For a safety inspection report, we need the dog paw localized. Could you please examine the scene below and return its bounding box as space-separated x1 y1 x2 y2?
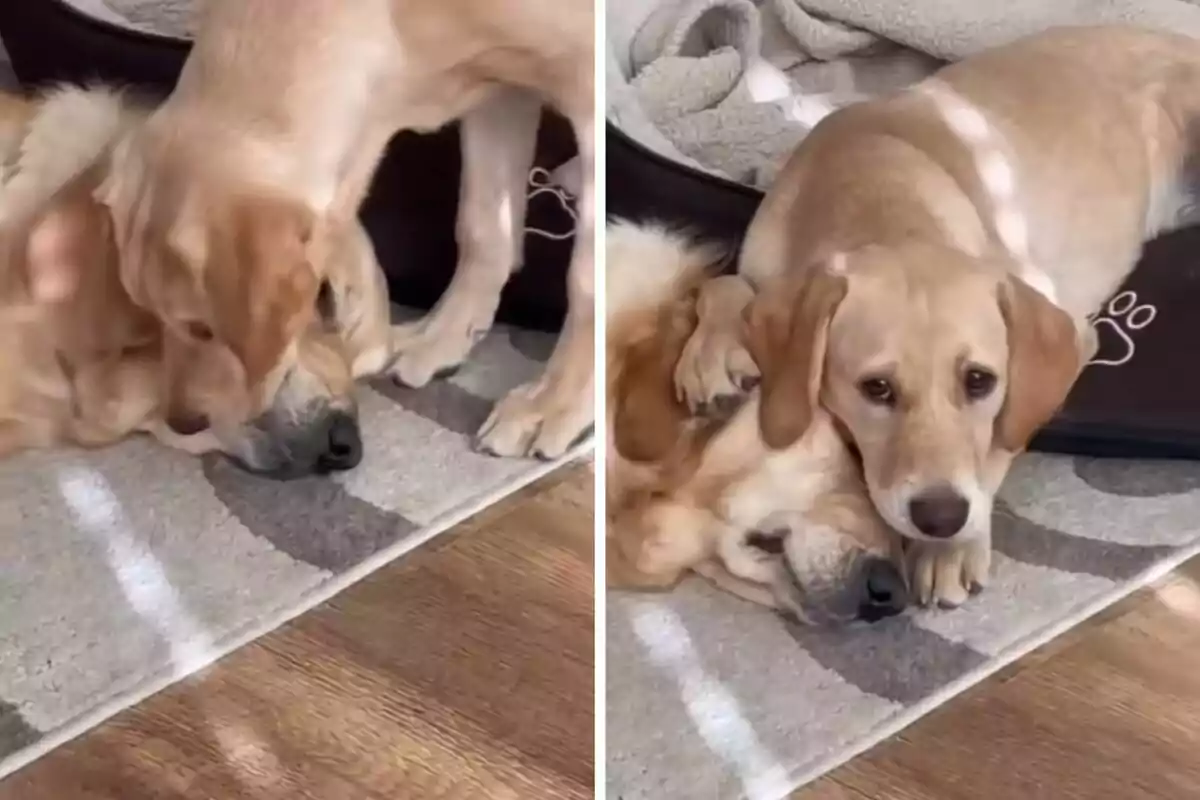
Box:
905 537 991 609
473 378 594 459
674 322 759 418
387 318 485 388
1088 290 1156 368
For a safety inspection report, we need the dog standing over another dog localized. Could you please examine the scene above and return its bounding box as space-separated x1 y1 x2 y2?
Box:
0 85 391 475
97 0 595 462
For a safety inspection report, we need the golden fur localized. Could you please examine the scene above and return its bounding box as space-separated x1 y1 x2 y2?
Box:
605 222 908 626
98 0 595 462
0 86 388 475
672 25 1200 606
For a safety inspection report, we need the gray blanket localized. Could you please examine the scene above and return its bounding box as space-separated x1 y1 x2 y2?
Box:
608 0 1200 187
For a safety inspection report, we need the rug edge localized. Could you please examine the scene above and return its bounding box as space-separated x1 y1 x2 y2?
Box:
778 539 1200 798
0 441 593 781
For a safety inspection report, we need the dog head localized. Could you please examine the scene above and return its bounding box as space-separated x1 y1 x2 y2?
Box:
754 501 907 627
91 131 366 478
748 242 1083 543
606 250 906 625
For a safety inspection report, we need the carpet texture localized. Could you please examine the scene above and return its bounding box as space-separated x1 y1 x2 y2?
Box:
0 318 584 779
606 453 1200 799
0 466 595 800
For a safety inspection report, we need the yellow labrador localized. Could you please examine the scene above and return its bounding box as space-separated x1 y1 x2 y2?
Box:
0 85 389 476
674 25 1200 606
606 222 907 626
98 0 595 462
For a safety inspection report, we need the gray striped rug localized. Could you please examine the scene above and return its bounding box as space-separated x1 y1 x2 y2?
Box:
606 453 1200 799
0 317 586 779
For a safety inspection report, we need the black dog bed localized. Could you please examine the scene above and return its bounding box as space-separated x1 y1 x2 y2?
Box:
0 1 575 333
610 123 1200 460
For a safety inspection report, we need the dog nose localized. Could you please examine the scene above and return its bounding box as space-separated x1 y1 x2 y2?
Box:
908 486 970 538
317 412 363 472
858 557 908 622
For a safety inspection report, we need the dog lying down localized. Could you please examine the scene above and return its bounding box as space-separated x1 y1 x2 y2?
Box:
606 221 909 627
669 25 1200 609
0 85 394 477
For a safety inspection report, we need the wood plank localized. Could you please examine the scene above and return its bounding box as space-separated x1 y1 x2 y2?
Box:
795 562 1200 800
0 463 595 800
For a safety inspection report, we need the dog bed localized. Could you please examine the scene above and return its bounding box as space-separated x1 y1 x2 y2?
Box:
608 0 1200 460
0 0 579 333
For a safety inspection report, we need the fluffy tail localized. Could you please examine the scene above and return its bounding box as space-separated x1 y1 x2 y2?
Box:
0 85 131 225
605 219 728 324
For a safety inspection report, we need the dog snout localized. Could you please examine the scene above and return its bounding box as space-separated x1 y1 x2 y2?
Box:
908 485 969 538
316 411 363 473
857 557 908 622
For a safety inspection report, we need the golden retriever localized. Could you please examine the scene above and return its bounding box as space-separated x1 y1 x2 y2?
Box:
97 0 595 462
606 221 908 626
672 25 1200 606
0 85 389 476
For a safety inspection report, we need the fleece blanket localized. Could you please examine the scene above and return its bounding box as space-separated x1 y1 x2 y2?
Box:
608 0 1200 188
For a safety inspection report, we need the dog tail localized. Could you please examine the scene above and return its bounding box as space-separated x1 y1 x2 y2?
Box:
0 84 130 226
605 219 728 324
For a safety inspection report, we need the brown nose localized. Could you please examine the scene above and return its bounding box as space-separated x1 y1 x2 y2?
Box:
908 486 969 538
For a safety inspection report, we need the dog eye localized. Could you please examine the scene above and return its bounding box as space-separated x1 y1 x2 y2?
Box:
858 377 897 407
963 367 997 400
316 280 336 321
185 321 214 342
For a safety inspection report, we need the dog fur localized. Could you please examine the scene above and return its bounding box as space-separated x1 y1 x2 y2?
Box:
96 0 595 463
671 25 1200 606
0 85 388 473
606 221 908 626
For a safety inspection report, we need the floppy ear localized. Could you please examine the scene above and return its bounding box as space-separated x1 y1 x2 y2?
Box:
612 293 699 463
94 136 218 323
995 275 1084 452
94 134 156 308
206 196 321 386
745 265 848 450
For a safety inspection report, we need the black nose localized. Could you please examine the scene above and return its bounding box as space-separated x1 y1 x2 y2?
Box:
858 557 908 622
317 412 363 472
908 486 969 538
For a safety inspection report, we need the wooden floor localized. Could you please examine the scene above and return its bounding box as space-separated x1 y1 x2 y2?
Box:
12 458 1200 799
797 557 1200 800
0 463 595 800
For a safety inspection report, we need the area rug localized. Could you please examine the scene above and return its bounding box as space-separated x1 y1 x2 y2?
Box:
606 453 1200 799
0 319 589 780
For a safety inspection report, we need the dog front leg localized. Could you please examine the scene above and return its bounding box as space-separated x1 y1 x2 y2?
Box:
475 110 594 459
674 274 759 417
387 88 541 388
904 533 992 609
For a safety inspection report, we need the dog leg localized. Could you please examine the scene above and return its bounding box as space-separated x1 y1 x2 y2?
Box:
905 534 992 609
674 274 760 416
387 88 541 388
475 108 595 459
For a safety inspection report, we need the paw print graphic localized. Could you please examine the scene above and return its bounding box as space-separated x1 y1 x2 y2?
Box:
1088 290 1157 367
